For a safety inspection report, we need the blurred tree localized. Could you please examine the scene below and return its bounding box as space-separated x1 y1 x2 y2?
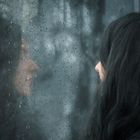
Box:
37 0 43 17
68 0 105 140
86 0 105 33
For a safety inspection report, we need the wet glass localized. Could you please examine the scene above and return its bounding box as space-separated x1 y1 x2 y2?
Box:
0 0 136 140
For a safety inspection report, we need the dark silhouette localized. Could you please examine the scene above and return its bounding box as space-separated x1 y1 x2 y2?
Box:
87 13 140 140
0 16 44 140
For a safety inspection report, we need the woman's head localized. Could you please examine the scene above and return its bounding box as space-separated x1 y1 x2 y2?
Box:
95 13 140 81
91 13 140 140
0 17 38 97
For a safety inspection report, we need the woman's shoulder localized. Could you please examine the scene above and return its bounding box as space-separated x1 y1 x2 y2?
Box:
128 130 140 140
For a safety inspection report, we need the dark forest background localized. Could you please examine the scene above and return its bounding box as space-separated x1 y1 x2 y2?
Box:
0 0 139 140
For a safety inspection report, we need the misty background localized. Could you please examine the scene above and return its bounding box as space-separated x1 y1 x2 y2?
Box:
0 0 139 140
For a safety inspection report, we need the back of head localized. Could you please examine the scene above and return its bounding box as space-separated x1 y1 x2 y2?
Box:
100 13 140 69
88 13 140 140
0 17 22 140
0 17 21 95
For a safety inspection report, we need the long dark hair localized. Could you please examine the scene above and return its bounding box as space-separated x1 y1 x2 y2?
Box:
87 13 140 140
0 16 22 139
0 17 21 93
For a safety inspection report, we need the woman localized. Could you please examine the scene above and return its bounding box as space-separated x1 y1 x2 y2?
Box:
0 16 42 140
87 13 140 140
